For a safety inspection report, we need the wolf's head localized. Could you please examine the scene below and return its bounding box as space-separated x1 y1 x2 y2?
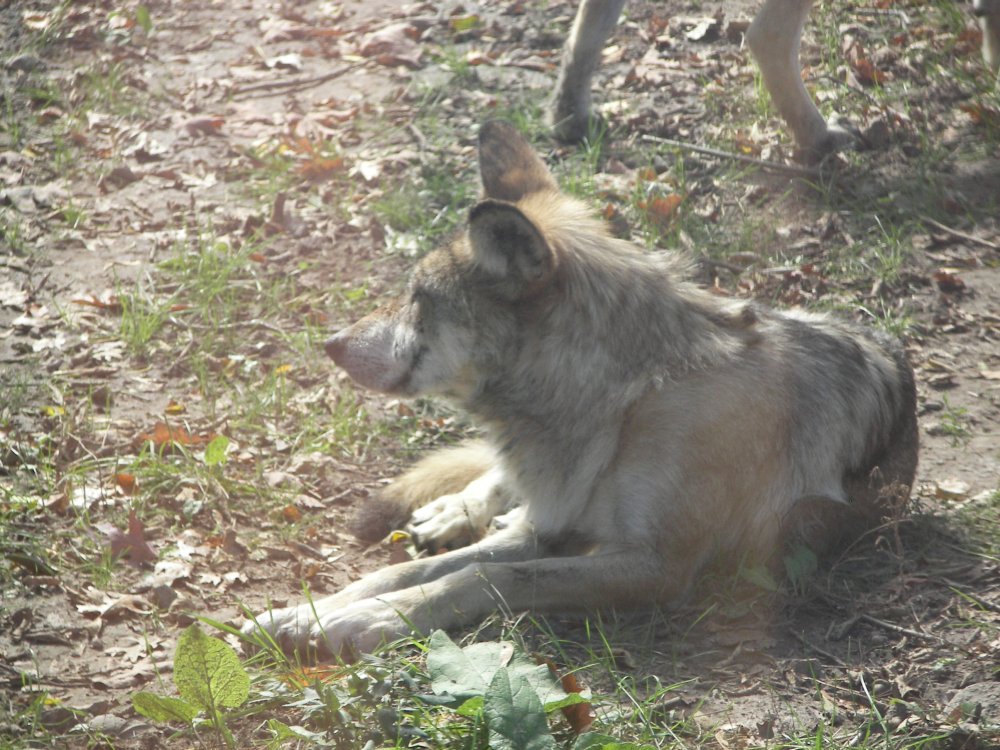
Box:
325 121 567 398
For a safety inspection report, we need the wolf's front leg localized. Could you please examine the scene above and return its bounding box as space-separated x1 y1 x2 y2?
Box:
242 522 540 656
306 545 690 658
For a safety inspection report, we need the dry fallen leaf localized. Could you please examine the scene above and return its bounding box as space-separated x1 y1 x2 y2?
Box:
298 155 345 181
281 664 347 688
182 117 225 137
359 23 423 69
643 194 683 230
134 421 214 451
933 269 966 294
542 658 594 735
98 510 157 566
265 53 303 71
115 472 137 495
935 479 970 501
77 589 152 621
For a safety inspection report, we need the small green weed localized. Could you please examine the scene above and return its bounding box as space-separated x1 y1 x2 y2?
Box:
117 280 173 357
938 396 972 446
557 127 608 202
0 209 28 255
59 200 87 230
374 166 473 256
133 623 250 748
80 61 147 118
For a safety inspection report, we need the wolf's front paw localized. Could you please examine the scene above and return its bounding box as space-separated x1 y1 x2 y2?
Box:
408 492 489 550
311 598 410 657
241 602 322 655
242 598 408 659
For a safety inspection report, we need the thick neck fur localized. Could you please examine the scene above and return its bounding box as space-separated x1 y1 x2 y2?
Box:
463 191 757 535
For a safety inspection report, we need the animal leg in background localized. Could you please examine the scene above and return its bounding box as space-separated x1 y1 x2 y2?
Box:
549 0 626 142
550 0 997 160
975 0 1000 78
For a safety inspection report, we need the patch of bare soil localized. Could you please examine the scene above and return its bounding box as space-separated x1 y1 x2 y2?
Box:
1 0 997 747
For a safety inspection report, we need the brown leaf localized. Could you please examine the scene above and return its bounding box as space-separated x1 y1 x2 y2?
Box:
98 165 140 192
281 664 347 688
359 23 423 69
134 421 213 451
933 269 966 293
182 117 225 137
851 57 886 86
77 589 152 621
558 669 594 734
538 657 594 734
100 510 157 566
115 472 137 495
960 102 1000 128
71 293 122 312
644 194 683 230
297 155 345 181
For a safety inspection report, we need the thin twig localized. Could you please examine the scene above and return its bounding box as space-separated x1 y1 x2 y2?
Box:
920 215 1000 251
166 316 287 334
790 629 848 667
942 579 1000 614
407 122 428 152
231 62 366 99
640 134 820 178
850 8 910 26
859 613 943 643
0 258 31 273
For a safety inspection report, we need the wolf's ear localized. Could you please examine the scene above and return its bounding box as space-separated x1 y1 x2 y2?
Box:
468 199 554 292
478 120 558 202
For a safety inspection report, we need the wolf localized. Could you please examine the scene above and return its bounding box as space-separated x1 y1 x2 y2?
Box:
244 120 918 658
551 0 1000 160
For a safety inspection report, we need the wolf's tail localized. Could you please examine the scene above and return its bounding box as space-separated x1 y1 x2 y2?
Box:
349 440 497 543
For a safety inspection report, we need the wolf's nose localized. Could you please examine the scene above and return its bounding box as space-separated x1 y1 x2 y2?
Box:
324 332 347 362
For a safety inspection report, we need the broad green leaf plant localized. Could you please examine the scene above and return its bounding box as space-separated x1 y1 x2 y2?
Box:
133 623 249 748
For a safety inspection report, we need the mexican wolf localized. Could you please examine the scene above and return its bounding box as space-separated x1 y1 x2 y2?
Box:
245 121 918 657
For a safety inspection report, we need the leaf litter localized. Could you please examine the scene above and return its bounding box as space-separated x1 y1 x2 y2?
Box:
0 0 997 747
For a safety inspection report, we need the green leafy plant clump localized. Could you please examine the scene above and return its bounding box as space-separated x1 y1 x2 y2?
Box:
133 623 250 747
422 630 645 750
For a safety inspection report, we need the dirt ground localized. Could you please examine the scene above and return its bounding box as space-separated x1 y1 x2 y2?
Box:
1 0 998 747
